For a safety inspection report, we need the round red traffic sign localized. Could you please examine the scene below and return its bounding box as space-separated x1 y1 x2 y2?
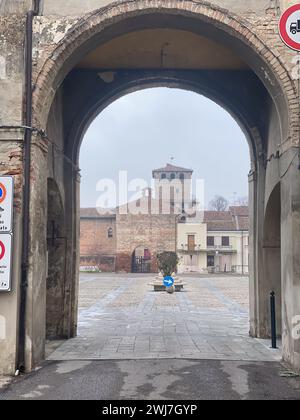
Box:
0 241 5 260
0 182 7 204
279 4 300 51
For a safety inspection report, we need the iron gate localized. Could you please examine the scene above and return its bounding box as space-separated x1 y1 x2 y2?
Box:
132 256 151 273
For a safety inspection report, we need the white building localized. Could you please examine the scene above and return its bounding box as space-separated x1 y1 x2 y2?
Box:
177 206 249 274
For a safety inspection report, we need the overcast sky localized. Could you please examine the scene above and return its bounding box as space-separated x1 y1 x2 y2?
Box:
79 88 250 209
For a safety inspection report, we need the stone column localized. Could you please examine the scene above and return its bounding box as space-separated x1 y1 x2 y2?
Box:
0 128 24 375
248 169 258 337
249 160 269 338
24 132 48 371
62 160 81 339
281 148 300 371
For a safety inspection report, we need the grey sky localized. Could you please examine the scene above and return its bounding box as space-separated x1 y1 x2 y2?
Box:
79 88 250 209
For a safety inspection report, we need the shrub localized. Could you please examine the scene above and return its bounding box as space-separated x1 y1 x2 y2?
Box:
157 251 179 277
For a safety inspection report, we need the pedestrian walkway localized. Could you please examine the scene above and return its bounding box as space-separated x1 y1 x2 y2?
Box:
47 274 281 362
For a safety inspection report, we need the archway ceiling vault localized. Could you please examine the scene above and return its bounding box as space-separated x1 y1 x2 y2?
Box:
76 29 249 70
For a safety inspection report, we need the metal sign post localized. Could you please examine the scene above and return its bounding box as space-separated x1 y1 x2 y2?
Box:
0 176 14 292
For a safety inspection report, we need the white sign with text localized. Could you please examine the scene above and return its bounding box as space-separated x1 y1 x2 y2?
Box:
0 234 12 292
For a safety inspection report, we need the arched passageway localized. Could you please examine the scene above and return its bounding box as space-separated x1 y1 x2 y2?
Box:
9 0 299 372
263 183 282 338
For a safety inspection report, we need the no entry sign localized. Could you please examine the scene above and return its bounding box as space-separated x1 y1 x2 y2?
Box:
279 4 300 51
0 176 14 292
0 234 12 292
0 176 13 233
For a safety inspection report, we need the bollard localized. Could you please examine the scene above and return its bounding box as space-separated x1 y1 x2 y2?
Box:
270 291 277 349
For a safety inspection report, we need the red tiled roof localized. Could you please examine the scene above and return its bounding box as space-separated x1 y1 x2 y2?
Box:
204 206 249 231
229 206 249 217
204 211 232 221
152 163 193 173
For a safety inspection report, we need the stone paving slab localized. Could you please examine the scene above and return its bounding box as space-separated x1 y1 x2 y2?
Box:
47 274 282 363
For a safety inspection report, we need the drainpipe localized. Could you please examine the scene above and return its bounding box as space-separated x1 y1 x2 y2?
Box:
17 0 40 373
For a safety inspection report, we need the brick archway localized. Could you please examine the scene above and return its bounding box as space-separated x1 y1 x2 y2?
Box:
17 0 300 373
32 0 298 147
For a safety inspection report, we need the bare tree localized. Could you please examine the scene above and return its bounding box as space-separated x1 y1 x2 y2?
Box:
209 195 229 211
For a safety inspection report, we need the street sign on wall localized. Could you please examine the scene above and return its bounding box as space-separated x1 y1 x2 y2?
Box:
0 177 13 232
0 234 13 292
279 4 300 51
0 176 14 292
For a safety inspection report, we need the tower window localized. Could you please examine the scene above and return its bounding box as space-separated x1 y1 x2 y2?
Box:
108 227 113 238
170 173 176 180
179 173 185 180
161 173 166 179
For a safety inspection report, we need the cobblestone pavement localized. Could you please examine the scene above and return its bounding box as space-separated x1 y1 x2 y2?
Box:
47 274 281 362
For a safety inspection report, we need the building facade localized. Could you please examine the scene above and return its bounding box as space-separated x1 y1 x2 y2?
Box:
80 164 249 275
80 209 117 272
80 166 183 273
177 207 249 274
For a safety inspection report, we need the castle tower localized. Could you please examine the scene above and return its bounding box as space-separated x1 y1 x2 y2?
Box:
152 163 193 213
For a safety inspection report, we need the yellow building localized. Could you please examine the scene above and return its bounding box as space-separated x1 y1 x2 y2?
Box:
177 222 207 272
177 207 249 274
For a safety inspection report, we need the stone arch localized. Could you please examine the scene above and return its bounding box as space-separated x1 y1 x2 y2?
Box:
132 245 153 273
37 0 293 335
21 0 300 372
66 76 262 167
32 0 298 147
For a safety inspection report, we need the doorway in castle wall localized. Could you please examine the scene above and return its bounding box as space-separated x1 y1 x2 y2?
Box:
132 247 152 273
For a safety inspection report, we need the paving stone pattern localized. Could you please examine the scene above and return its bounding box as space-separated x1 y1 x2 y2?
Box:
47 274 281 362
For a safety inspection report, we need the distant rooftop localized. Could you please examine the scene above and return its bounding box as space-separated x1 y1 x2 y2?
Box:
152 163 193 174
204 206 249 231
80 208 116 218
80 205 249 231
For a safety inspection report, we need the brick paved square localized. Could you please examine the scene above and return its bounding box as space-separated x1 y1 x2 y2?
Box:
47 273 281 362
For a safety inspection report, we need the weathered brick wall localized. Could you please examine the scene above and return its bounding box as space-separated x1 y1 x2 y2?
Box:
39 0 282 17
116 213 177 272
0 13 25 125
80 212 177 273
245 8 297 104
80 217 116 256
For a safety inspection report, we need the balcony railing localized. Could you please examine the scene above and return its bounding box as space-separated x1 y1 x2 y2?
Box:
178 244 203 253
178 245 237 253
206 245 235 252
